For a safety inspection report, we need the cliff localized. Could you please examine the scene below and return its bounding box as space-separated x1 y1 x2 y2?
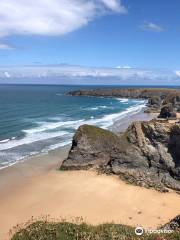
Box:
67 88 180 99
68 88 180 117
61 120 180 192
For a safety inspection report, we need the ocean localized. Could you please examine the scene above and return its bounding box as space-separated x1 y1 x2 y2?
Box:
0 84 146 169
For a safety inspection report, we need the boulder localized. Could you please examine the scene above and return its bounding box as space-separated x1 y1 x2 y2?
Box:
175 102 180 112
158 103 176 119
161 215 180 231
61 124 120 170
148 96 161 107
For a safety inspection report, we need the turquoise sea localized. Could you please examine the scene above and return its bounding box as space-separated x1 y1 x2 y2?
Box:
0 84 147 168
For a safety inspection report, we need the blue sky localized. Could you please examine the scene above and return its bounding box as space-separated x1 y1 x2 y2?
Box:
0 0 180 69
0 0 180 85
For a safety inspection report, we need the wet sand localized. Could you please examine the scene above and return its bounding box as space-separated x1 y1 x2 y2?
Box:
110 111 158 132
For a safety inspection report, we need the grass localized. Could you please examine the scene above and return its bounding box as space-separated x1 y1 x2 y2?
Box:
11 219 180 240
76 124 119 143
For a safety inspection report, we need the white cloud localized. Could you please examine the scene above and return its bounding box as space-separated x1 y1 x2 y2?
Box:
140 22 164 32
116 65 131 69
0 65 176 82
0 43 12 49
175 70 180 77
101 0 127 12
0 0 126 38
4 71 11 78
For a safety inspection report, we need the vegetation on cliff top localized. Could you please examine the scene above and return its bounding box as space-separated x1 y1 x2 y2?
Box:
11 220 180 240
75 124 119 144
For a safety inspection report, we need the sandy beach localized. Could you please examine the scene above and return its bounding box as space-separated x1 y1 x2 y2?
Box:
1 158 180 239
1 111 180 240
110 111 158 132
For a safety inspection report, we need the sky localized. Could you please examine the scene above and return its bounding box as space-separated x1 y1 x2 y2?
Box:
0 0 180 84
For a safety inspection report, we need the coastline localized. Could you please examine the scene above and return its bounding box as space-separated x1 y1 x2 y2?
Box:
0 145 71 194
0 110 168 240
0 104 150 172
0 97 146 171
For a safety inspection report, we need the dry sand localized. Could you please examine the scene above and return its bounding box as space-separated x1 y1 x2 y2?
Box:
0 112 180 239
0 152 180 239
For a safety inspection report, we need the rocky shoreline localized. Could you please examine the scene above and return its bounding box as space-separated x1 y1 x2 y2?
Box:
68 88 180 118
61 88 180 192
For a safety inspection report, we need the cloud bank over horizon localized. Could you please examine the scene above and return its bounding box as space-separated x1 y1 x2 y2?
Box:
0 64 180 85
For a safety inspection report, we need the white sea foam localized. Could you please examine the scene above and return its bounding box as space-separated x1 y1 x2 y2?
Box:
0 136 16 144
0 139 10 143
86 107 99 110
0 151 40 170
85 105 114 111
0 101 146 155
84 102 146 129
99 105 114 109
42 140 72 152
0 130 69 151
0 140 72 170
23 119 84 134
116 98 129 103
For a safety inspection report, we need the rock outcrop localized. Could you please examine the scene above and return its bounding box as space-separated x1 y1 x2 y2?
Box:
161 215 180 231
61 121 180 192
68 88 180 118
67 88 180 101
148 96 162 108
158 103 177 119
61 124 121 170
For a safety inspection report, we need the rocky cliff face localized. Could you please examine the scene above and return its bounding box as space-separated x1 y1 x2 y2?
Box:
68 88 180 117
67 88 180 100
61 121 180 192
61 124 121 170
